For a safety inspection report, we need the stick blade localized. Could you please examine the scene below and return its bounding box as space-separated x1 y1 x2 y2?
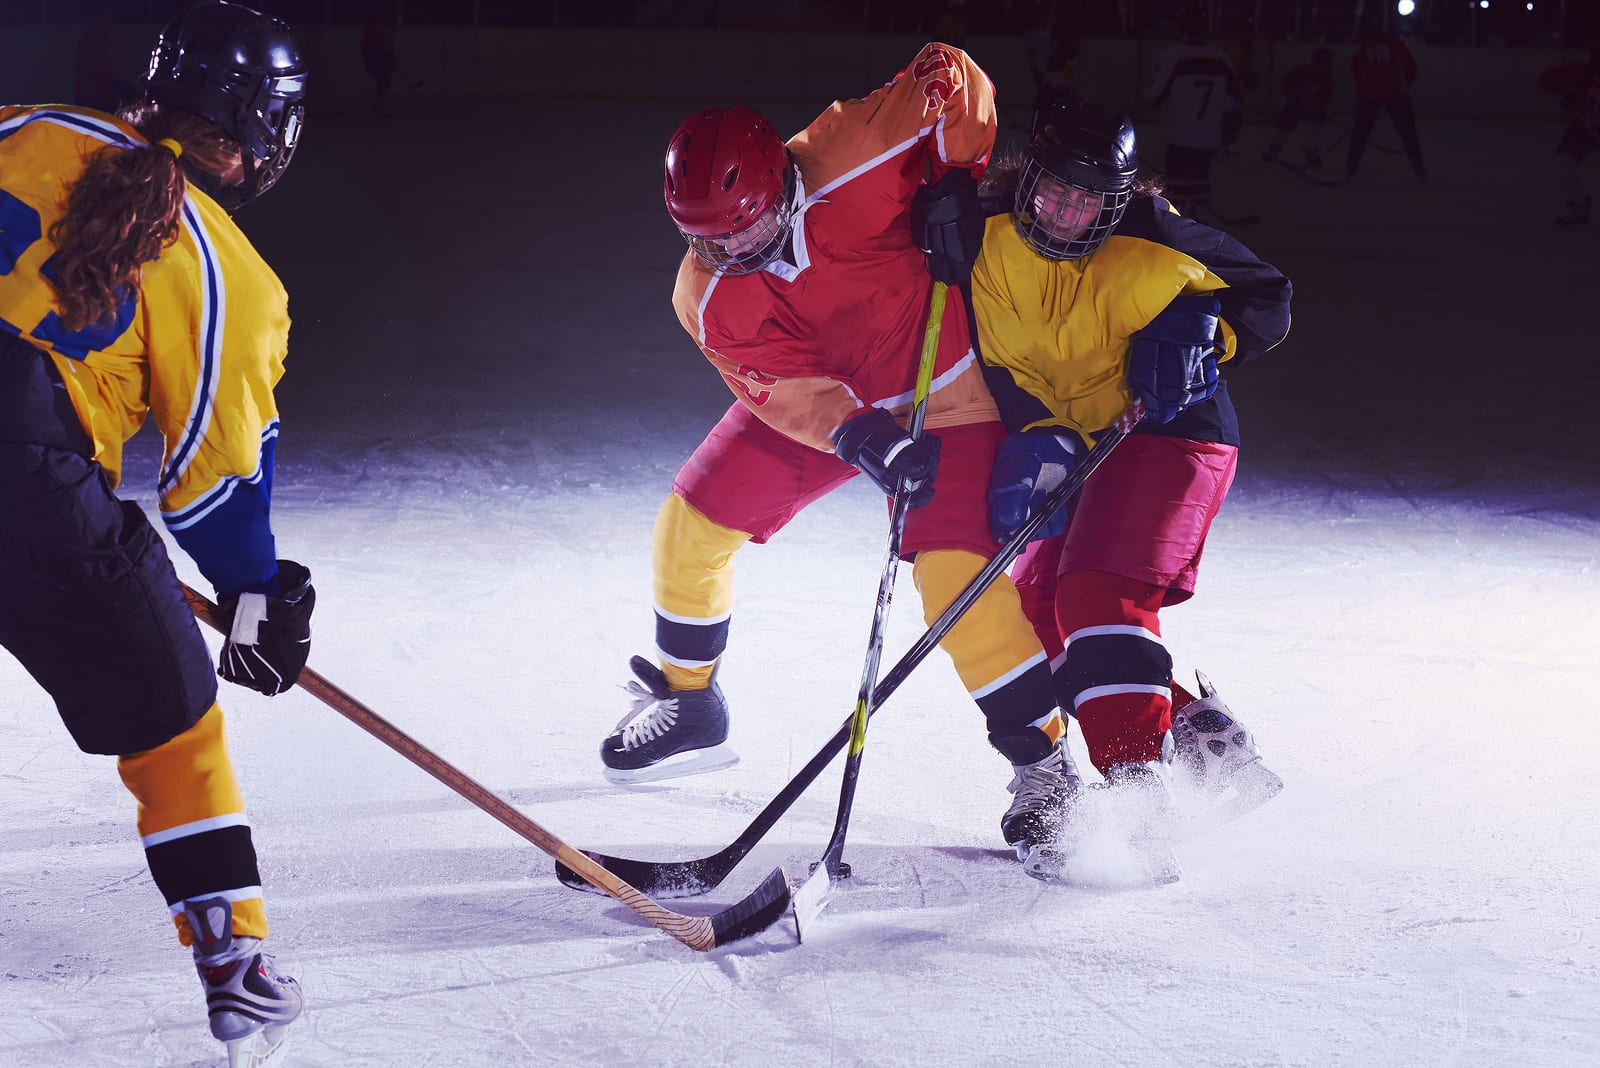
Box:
555 850 728 899
790 863 837 943
709 866 793 947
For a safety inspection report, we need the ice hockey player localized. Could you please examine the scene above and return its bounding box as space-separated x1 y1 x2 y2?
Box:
0 2 311 1063
603 44 1093 875
1143 5 1242 221
968 94 1292 882
1538 43 1600 227
1262 47 1336 172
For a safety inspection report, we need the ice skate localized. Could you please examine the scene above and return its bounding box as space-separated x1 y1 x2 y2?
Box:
1171 671 1284 829
184 898 302 1068
600 656 737 783
997 737 1084 883
1102 761 1182 886
1555 196 1591 227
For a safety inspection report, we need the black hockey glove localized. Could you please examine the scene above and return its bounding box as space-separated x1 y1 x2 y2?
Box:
911 168 985 286
831 408 941 507
1127 293 1222 423
986 429 1080 544
215 559 315 697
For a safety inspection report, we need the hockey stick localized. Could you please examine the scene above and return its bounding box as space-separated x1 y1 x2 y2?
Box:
558 402 1141 900
182 584 790 951
789 280 946 939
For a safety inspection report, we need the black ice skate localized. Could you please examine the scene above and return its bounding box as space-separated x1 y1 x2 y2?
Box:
184 897 302 1068
600 655 738 784
1170 671 1284 829
998 738 1084 883
1555 195 1591 227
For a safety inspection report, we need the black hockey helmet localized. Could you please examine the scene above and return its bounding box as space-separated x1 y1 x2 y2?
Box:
143 0 307 208
1013 96 1138 260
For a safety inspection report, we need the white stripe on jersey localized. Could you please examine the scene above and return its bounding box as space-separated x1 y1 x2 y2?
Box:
160 198 227 494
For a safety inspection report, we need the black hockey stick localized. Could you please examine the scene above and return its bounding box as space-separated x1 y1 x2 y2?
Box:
557 403 1140 899
789 281 945 938
183 585 790 950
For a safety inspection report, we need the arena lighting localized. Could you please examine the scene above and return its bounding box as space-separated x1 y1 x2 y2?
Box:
1397 0 1414 14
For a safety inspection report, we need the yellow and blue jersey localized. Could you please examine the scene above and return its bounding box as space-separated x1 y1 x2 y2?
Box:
0 105 289 595
971 194 1292 448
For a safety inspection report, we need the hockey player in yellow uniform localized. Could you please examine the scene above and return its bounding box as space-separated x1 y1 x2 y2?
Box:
970 95 1291 882
0 3 311 1062
604 44 1082 873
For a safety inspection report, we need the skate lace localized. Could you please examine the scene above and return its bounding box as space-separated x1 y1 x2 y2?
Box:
1006 751 1075 815
613 681 680 749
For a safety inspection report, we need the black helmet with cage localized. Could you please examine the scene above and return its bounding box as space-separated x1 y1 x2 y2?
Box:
143 0 307 208
1012 96 1139 261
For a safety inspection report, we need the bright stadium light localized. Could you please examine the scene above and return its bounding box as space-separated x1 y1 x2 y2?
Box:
1398 0 1415 14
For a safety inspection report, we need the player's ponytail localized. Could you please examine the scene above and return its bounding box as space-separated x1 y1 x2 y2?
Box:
47 104 234 333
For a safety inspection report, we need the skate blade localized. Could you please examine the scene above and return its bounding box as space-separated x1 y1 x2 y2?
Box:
1185 761 1284 834
602 744 739 785
1020 844 1072 884
224 1024 291 1068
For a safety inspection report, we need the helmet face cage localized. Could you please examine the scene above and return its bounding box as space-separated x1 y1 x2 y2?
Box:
681 166 796 275
1013 156 1130 261
144 1 307 208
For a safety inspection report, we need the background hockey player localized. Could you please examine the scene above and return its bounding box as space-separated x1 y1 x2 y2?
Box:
969 94 1292 882
1344 16 1429 183
605 43 1088 876
1142 5 1242 222
1262 47 1336 172
0 2 312 1062
1537 43 1600 226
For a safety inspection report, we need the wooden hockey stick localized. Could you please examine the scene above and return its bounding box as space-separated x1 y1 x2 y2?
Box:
183 584 790 951
555 403 1142 900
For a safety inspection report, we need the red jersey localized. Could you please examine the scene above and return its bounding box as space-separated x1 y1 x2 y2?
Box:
1350 35 1418 100
671 43 999 453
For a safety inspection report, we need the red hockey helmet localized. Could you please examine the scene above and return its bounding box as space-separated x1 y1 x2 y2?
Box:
663 106 795 275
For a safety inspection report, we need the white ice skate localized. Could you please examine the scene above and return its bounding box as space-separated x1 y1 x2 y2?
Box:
1170 671 1284 830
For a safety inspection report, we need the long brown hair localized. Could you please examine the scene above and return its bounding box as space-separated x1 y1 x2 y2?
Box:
47 104 236 332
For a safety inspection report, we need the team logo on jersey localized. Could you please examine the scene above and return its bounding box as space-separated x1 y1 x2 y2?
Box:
726 365 779 405
912 46 958 109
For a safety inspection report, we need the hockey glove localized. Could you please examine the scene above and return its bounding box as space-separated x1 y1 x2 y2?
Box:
1128 294 1222 423
987 429 1079 544
215 559 315 697
911 168 985 286
832 407 941 507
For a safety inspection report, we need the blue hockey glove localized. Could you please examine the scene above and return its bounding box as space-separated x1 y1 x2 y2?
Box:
216 559 315 696
1127 294 1222 423
987 429 1080 543
911 168 985 286
832 407 941 507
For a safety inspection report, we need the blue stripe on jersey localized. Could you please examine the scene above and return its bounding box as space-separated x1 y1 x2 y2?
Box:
0 108 136 148
160 197 225 495
165 425 279 595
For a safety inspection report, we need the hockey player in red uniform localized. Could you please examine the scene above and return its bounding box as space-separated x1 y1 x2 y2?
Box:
604 44 1081 874
0 2 310 1063
969 96 1292 880
1345 21 1428 182
1538 44 1600 226
1262 47 1336 172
